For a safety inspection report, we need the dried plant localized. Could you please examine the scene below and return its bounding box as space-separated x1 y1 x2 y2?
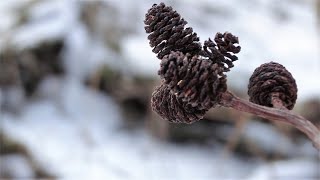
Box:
248 62 297 110
151 83 206 123
144 3 201 59
145 3 320 150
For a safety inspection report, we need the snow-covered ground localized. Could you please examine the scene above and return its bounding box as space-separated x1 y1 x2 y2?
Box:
1 79 257 179
2 78 318 179
1 0 319 179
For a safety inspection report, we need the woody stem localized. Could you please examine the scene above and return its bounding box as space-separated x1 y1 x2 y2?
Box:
270 92 286 109
220 91 320 150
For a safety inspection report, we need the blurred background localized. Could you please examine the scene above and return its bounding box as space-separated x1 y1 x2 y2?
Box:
0 0 319 179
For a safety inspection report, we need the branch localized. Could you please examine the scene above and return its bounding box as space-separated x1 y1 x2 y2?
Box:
220 91 320 150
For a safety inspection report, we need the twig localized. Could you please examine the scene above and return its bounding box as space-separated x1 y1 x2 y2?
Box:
270 92 286 110
220 91 320 150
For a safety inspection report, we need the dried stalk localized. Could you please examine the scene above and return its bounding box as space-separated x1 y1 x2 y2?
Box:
270 92 287 110
220 91 320 150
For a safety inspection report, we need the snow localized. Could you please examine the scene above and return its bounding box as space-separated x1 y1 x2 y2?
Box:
0 86 25 113
242 120 318 157
1 0 319 179
123 35 158 76
1 80 260 179
0 154 35 178
247 158 319 180
63 26 122 80
11 0 77 49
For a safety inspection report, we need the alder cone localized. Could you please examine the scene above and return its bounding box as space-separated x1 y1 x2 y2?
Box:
151 83 206 123
248 62 297 110
202 32 241 73
144 3 201 59
159 51 227 111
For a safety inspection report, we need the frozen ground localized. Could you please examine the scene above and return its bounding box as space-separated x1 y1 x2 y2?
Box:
1 0 319 179
2 78 318 179
1 80 253 179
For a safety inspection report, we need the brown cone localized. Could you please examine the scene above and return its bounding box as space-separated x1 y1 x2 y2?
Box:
151 83 206 123
248 62 298 110
201 32 241 73
144 3 201 59
159 51 227 111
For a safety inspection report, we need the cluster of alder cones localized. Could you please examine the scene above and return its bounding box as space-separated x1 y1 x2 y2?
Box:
144 3 320 150
144 3 297 123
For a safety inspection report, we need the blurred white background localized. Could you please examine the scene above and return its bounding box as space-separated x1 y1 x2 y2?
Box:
0 0 319 179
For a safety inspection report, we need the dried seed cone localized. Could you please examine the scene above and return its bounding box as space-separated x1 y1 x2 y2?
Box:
248 62 298 110
151 83 206 123
144 3 201 59
159 51 227 111
202 32 241 72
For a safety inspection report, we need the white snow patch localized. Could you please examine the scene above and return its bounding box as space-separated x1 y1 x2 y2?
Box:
247 158 319 180
0 155 35 178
